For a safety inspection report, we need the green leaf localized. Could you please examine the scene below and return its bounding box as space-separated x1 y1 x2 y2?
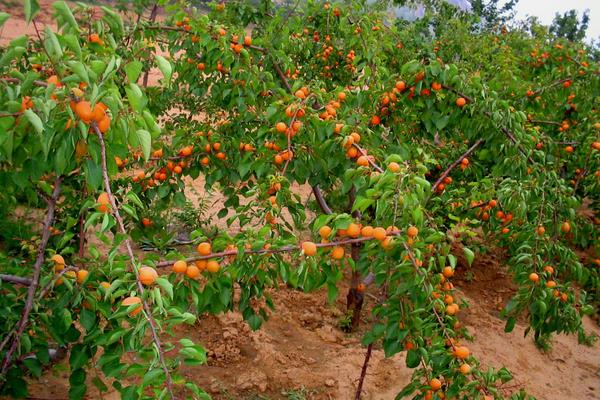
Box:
100 6 124 37
24 109 43 134
67 61 89 84
53 1 79 31
80 308 97 331
504 316 516 333
125 83 146 112
135 129 151 160
154 55 172 84
124 61 143 84
433 115 449 130
463 247 474 267
44 26 63 60
63 34 82 59
69 344 90 370
0 12 10 29
142 368 163 387
405 349 420 368
23 357 42 377
24 0 40 23
156 277 173 299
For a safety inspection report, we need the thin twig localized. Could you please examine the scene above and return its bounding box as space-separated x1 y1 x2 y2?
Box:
312 185 333 214
37 266 79 300
1 176 62 376
354 343 373 400
0 274 32 286
0 77 48 87
32 19 59 74
352 143 384 173
529 119 561 126
93 123 176 399
431 139 484 192
142 3 160 87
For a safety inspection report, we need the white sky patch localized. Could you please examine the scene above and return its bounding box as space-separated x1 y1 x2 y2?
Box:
512 0 598 41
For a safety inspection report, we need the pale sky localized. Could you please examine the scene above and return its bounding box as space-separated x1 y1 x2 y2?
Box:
513 0 599 41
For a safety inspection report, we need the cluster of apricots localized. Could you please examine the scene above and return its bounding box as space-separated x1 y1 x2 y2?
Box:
229 33 252 54
71 98 111 133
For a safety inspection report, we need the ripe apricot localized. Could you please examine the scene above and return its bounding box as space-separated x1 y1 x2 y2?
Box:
76 269 89 284
442 266 454 278
92 102 107 122
529 272 539 283
356 283 366 293
75 101 94 123
373 227 387 241
456 97 467 107
173 260 188 274
122 296 142 316
459 363 471 375
302 241 317 256
360 225 374 237
195 260 207 271
430 378 442 391
331 246 345 259
51 254 65 266
453 346 470 359
197 242 212 255
276 122 287 133
97 192 110 213
97 116 111 133
356 155 369 167
206 260 220 273
561 221 571 233
388 162 400 172
446 303 459 315
186 265 200 279
319 225 332 238
346 223 361 238
46 75 62 88
407 226 418 238
139 266 158 285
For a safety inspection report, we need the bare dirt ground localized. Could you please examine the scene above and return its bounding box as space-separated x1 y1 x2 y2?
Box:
2 3 600 400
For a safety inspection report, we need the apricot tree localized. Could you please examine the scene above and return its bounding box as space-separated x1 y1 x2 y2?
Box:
0 1 598 399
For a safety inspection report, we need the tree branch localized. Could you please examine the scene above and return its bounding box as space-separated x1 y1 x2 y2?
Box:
0 275 32 286
312 185 333 215
1 175 62 376
354 343 373 400
92 123 176 399
432 139 485 192
442 85 534 163
154 231 403 268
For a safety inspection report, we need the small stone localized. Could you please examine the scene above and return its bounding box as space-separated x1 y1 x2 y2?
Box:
325 379 336 387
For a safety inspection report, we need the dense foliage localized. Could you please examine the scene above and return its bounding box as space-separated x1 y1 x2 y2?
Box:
0 0 598 399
